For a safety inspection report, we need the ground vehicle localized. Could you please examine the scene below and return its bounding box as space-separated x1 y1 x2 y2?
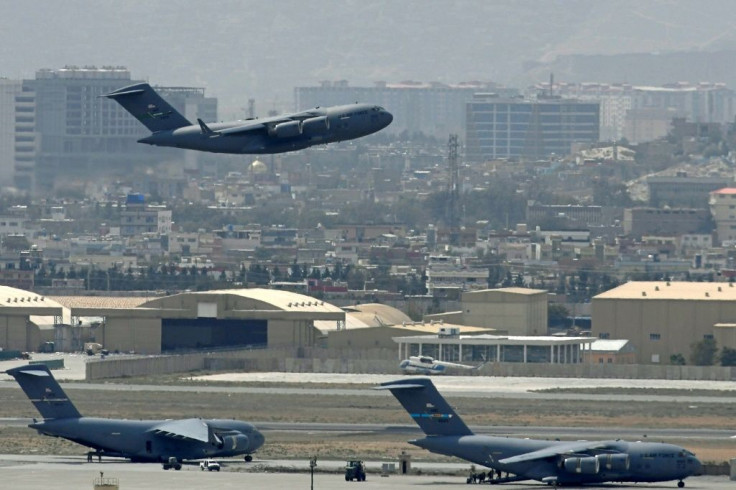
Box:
345 460 366 481
200 459 220 471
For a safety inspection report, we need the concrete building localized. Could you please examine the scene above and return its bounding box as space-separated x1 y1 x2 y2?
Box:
709 187 736 245
0 79 28 188
426 287 548 336
583 339 636 364
543 82 736 143
648 175 730 208
465 95 600 162
295 80 518 137
18 66 217 194
425 255 489 296
526 202 603 230
592 281 736 364
119 195 172 237
623 207 711 239
393 333 592 364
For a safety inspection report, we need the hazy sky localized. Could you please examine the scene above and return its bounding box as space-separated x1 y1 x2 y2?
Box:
2 0 736 116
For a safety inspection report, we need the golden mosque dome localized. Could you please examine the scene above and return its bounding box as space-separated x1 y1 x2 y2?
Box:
250 159 268 174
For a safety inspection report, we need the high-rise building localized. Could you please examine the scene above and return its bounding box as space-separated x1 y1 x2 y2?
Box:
0 79 26 188
295 80 518 138
14 66 217 194
533 82 736 144
465 95 600 162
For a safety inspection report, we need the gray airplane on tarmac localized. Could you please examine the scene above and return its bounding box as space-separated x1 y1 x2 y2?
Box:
7 364 264 470
102 83 393 154
378 378 702 487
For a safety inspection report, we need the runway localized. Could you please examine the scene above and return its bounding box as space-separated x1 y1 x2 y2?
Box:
2 374 735 405
0 455 730 490
0 418 730 442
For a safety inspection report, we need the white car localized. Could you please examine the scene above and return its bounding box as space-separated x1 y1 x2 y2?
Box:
200 460 220 471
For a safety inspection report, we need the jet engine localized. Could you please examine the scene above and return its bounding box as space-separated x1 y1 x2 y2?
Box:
269 121 302 138
301 116 330 135
563 456 600 475
596 453 630 472
215 432 250 451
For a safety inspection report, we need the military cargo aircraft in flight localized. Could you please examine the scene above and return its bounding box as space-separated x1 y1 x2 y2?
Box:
377 378 701 487
103 83 392 154
7 364 264 470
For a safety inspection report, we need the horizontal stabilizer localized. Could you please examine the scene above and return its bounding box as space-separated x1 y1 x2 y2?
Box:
197 118 215 135
101 88 145 98
374 383 426 391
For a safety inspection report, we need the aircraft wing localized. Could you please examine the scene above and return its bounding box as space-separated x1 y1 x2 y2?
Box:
498 440 612 465
218 121 268 136
148 418 210 443
217 110 323 137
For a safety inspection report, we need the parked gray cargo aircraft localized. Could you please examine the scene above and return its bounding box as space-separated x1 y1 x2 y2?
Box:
378 378 701 487
103 83 392 154
7 365 264 470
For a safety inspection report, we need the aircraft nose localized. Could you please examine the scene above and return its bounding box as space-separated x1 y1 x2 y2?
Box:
383 110 393 126
690 456 702 475
251 429 265 450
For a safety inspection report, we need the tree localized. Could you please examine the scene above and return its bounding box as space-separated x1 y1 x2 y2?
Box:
720 347 736 366
669 353 686 366
548 304 570 328
689 338 717 366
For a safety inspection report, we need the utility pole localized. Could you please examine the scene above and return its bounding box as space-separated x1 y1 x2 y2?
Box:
445 134 460 245
310 455 317 490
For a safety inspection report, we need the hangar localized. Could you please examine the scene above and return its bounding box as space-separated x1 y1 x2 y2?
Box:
0 286 66 352
0 287 344 355
592 281 736 364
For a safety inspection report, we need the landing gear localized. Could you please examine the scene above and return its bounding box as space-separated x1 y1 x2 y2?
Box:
86 451 102 462
244 454 253 462
677 481 685 488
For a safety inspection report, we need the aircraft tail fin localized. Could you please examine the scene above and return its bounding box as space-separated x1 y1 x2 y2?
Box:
376 378 473 437
6 364 81 420
102 83 191 133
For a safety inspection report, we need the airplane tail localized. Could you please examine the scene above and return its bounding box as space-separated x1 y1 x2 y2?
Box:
376 378 473 437
6 364 81 420
102 83 191 133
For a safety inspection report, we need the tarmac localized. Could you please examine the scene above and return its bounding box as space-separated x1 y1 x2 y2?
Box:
0 455 731 490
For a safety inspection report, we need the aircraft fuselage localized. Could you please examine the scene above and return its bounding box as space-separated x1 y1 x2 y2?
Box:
413 435 702 485
139 103 393 154
31 417 264 463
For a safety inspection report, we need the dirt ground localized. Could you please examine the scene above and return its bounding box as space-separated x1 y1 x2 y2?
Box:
1 383 734 464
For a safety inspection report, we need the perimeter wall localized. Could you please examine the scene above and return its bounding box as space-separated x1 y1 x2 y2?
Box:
85 348 736 381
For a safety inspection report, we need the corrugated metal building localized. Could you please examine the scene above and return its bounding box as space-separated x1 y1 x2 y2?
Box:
592 281 736 364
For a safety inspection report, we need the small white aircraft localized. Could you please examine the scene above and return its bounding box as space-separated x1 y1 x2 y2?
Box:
399 356 485 375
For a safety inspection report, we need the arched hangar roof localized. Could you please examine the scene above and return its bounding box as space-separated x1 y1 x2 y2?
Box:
0 285 64 316
342 303 412 327
140 288 343 313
